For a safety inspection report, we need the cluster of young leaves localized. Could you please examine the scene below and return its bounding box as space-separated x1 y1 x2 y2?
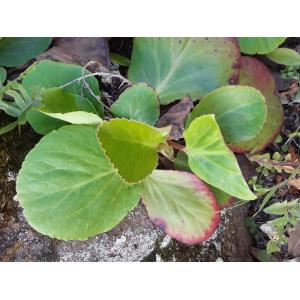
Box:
4 37 286 244
262 199 300 254
0 60 104 134
247 145 300 257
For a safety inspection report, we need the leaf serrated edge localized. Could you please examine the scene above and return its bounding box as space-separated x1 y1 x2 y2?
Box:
16 124 141 241
96 118 167 185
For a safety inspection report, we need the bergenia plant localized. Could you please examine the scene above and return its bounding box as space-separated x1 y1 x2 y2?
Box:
0 37 285 244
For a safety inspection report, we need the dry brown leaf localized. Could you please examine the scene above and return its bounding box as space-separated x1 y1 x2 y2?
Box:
157 96 193 140
38 37 110 67
288 178 300 189
278 81 299 104
288 221 300 257
288 146 300 162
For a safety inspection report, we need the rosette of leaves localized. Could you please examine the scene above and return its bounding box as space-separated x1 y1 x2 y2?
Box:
0 60 104 135
13 37 273 244
16 84 264 244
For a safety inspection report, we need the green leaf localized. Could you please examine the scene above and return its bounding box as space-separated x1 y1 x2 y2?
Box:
28 87 97 135
0 66 6 85
264 201 288 215
268 215 289 228
266 240 280 254
16 125 142 240
40 111 102 125
238 37 286 55
110 53 131 66
264 200 299 216
38 87 96 113
233 56 284 153
22 60 103 116
0 38 52 67
183 115 256 200
111 83 159 126
174 150 191 173
209 186 234 208
98 119 165 183
142 170 220 244
266 48 300 66
128 37 240 105
186 85 267 144
174 151 234 208
255 249 279 262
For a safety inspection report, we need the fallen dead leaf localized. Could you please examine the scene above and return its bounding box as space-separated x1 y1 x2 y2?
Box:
288 146 300 162
38 37 110 67
288 178 300 189
288 221 300 257
278 81 299 104
157 96 193 140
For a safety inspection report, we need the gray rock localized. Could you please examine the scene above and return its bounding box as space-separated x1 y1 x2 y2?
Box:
56 204 164 262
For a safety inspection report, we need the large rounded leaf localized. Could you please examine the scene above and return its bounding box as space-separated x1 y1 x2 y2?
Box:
0 38 52 67
238 37 286 55
183 115 256 200
233 56 284 153
128 37 240 105
28 87 97 135
142 170 220 245
266 48 300 66
16 125 142 240
97 119 165 183
22 60 103 115
186 86 267 144
111 83 159 126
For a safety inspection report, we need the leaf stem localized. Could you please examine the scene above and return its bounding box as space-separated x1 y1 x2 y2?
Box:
167 140 185 151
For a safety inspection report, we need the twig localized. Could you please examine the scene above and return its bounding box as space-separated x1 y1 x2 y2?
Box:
284 124 300 146
79 63 111 112
60 71 130 89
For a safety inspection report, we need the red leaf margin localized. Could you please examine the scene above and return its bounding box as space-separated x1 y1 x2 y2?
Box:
142 170 221 245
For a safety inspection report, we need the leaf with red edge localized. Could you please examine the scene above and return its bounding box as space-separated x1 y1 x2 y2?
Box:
128 37 241 105
142 170 220 245
232 56 284 153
